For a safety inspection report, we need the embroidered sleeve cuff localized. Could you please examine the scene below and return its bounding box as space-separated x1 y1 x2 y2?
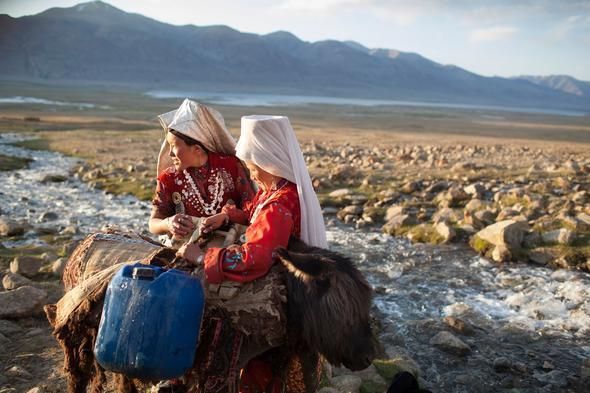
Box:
203 248 224 284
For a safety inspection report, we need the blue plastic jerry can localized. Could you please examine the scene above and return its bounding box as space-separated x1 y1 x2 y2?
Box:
94 263 205 380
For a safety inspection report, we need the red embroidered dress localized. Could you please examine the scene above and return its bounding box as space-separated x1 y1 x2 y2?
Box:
152 153 254 217
204 179 301 284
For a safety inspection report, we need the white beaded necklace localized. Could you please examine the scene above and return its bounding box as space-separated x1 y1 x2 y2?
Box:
182 169 225 215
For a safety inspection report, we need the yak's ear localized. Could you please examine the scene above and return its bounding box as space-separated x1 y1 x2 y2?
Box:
275 247 331 281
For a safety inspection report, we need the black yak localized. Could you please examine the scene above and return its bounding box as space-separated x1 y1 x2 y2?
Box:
47 234 377 393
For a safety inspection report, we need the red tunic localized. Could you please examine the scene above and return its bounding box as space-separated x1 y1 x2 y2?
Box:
152 153 254 217
204 180 301 284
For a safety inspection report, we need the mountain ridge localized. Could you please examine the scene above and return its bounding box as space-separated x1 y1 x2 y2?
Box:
0 1 588 112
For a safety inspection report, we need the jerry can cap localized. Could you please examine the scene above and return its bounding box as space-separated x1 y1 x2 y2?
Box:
132 266 156 280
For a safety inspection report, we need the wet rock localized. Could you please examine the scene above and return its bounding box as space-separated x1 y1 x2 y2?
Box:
10 255 44 277
493 357 512 372
533 370 568 388
443 316 474 335
541 228 575 245
581 358 590 381
0 217 26 236
41 174 67 183
0 332 9 346
39 211 59 222
429 331 471 356
0 286 48 318
2 272 33 290
330 375 362 393
337 205 364 220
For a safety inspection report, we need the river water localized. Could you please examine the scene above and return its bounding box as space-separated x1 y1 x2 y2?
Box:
1 134 589 392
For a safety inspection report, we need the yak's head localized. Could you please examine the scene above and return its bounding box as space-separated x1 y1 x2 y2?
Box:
276 238 377 371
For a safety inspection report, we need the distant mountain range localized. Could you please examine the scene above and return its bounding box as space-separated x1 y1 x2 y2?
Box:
0 1 588 112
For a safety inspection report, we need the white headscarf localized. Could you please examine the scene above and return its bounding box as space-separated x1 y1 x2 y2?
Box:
237 115 328 248
156 99 236 175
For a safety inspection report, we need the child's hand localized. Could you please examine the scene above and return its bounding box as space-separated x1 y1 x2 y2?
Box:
167 214 195 238
202 213 229 233
176 242 203 265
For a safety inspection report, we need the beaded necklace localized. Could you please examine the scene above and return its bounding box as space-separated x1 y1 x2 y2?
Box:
181 169 225 216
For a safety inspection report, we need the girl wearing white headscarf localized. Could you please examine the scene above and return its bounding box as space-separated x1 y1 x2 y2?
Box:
149 99 254 241
178 115 327 393
178 114 327 281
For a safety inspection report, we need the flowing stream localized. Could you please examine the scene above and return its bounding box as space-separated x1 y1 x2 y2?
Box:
1 133 589 392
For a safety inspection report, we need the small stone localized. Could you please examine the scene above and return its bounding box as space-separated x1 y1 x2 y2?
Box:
2 272 33 290
542 361 555 370
10 255 44 277
493 357 512 372
0 217 26 236
429 331 471 356
6 365 33 378
52 258 67 276
329 188 353 198
443 316 474 335
39 211 59 222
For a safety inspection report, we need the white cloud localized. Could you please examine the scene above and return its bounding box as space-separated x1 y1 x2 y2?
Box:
469 26 518 42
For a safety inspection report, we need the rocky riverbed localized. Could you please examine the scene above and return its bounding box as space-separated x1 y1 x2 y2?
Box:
1 133 590 393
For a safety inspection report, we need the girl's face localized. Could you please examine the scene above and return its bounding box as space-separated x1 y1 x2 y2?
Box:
245 161 275 191
166 132 200 171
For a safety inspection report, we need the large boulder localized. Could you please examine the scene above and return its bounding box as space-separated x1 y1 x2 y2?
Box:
10 256 44 277
0 286 47 318
473 220 528 249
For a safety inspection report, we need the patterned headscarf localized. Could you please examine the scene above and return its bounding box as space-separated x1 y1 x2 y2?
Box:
237 115 327 248
156 99 236 174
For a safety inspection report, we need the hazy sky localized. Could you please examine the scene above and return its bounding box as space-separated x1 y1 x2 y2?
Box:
2 0 590 80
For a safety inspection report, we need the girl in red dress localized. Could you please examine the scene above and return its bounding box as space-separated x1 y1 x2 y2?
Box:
149 99 254 244
178 115 327 392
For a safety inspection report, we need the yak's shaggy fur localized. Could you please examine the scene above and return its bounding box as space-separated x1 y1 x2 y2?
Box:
279 237 376 372
49 237 376 393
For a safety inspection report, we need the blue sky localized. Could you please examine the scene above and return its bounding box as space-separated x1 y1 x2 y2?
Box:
2 0 590 80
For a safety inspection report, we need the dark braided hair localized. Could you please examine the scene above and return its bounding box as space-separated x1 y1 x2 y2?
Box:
169 129 209 153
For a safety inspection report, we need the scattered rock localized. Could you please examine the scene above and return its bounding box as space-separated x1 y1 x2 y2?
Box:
39 211 59 222
429 331 471 356
443 316 474 335
435 222 456 243
0 286 48 318
493 357 512 372
0 217 26 236
542 228 575 245
10 256 44 277
52 258 67 276
2 272 33 290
